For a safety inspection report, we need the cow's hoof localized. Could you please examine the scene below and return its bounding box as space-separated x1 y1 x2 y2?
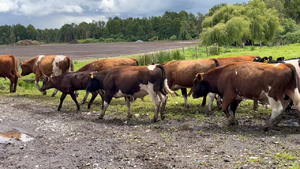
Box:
43 92 47 95
152 118 158 123
51 94 56 97
228 119 239 126
127 114 132 119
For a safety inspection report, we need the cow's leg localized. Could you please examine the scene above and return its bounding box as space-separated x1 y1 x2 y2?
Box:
181 88 189 108
98 100 110 119
13 76 18 93
35 73 46 95
70 92 80 111
216 95 222 110
158 92 168 120
125 96 132 119
253 100 258 111
221 95 236 125
187 88 193 96
8 77 14 93
228 100 241 125
87 91 98 109
51 89 59 97
264 97 284 130
58 93 67 111
208 92 216 111
201 94 207 107
82 91 89 104
148 92 160 122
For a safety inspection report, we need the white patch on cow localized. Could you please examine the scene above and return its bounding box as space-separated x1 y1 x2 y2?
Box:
267 95 284 120
103 101 108 107
172 84 187 90
284 59 300 78
268 86 272 91
274 63 281 67
147 65 156 70
52 55 67 76
208 92 216 111
36 55 45 66
235 70 238 75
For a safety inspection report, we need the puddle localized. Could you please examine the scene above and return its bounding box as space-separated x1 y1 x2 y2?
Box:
0 130 34 144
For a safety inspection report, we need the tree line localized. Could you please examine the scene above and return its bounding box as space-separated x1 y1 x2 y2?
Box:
0 0 300 46
0 11 205 45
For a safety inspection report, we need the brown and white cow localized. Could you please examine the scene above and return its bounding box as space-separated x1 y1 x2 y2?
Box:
0 55 20 92
192 61 300 130
86 64 176 122
20 55 74 96
41 71 99 111
163 58 220 108
76 57 139 104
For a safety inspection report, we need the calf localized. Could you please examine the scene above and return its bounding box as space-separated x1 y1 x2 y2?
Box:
20 55 74 96
41 71 98 111
192 62 300 130
86 65 176 122
76 58 139 104
0 55 20 92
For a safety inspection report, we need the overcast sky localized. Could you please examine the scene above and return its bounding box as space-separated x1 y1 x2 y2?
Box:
0 0 250 29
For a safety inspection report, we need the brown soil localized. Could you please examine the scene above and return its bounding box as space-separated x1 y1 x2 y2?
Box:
1 41 300 168
1 40 198 61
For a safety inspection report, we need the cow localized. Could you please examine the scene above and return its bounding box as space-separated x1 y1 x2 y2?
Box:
86 65 176 122
0 55 20 92
40 71 99 111
163 58 220 108
19 55 74 96
76 58 139 104
192 61 300 130
253 56 285 63
205 55 258 111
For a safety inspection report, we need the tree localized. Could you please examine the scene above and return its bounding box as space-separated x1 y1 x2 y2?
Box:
179 21 192 40
26 24 37 40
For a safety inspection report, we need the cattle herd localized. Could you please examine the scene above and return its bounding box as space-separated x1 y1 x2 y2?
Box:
1 54 300 131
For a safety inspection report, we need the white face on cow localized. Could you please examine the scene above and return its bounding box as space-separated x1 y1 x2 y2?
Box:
147 65 156 70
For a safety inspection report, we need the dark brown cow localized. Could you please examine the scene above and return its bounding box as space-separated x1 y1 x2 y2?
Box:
20 55 74 96
192 62 300 130
41 71 98 111
86 64 176 122
0 55 20 92
164 58 220 108
76 58 139 103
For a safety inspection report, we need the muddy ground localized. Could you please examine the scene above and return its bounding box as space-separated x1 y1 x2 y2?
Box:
1 41 300 169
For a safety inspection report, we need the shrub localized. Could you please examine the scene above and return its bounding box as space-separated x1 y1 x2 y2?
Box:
209 46 220 55
156 51 170 63
250 46 256 51
172 50 184 60
170 35 177 41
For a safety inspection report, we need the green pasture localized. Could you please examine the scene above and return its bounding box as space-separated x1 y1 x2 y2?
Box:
1 43 298 121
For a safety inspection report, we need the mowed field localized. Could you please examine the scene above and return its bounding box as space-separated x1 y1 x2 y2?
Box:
0 41 300 169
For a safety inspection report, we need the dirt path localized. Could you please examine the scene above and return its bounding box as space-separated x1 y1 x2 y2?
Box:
0 95 300 169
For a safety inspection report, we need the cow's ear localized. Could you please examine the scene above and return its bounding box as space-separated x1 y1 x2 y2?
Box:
196 73 204 81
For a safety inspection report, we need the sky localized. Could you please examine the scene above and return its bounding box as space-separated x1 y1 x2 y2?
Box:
0 0 250 29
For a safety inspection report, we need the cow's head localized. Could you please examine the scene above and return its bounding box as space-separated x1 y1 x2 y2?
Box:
253 56 268 63
19 61 32 76
86 71 103 92
41 76 54 91
192 73 210 99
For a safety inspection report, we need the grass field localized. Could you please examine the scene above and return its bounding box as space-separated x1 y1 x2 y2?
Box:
1 43 298 121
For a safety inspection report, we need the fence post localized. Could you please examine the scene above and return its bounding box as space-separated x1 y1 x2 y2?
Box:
206 46 209 57
195 46 198 58
182 46 185 59
169 49 171 61
143 54 145 65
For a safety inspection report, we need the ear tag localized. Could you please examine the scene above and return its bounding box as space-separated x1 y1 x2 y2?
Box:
264 60 268 63
91 74 94 79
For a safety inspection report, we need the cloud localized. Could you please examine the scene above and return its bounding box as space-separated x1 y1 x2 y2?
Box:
0 0 18 12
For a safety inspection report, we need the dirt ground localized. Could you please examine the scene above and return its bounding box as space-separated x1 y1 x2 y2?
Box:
0 40 198 61
1 41 300 169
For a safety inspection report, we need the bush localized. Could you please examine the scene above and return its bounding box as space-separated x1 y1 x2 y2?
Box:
209 46 220 55
137 54 153 66
170 35 177 41
250 46 256 51
156 51 170 63
172 50 184 60
285 30 300 44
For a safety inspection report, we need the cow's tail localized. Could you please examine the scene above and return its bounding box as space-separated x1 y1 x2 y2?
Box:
67 57 74 72
212 58 220 67
132 58 139 66
156 64 178 96
286 63 298 90
11 55 21 78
